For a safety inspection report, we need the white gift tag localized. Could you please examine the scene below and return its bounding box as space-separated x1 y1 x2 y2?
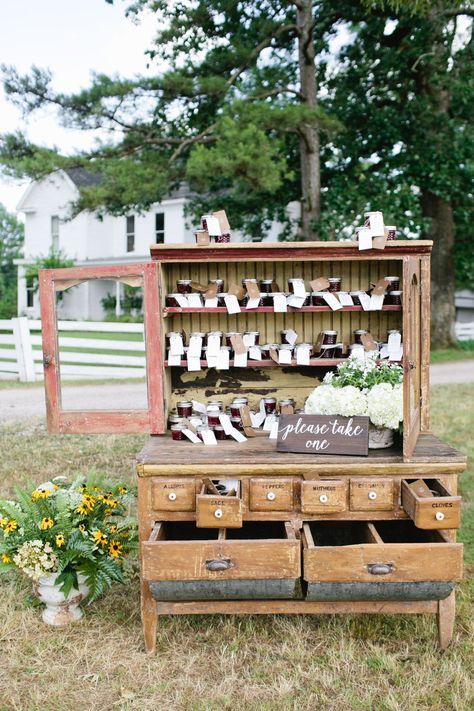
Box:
219 413 233 435
292 279 306 298
206 354 218 368
182 429 201 444
388 332 402 354
243 333 256 348
205 297 218 308
358 292 371 311
389 347 403 361
224 294 241 314
287 295 305 309
201 429 217 446
323 292 343 311
278 348 292 364
187 293 202 307
273 293 287 312
250 410 265 428
269 420 279 440
234 351 248 368
192 400 206 414
246 297 261 310
206 215 222 236
296 346 311 366
167 352 182 366
369 293 385 311
284 329 298 346
175 294 189 308
169 334 184 356
188 335 203 358
228 427 247 443
259 398 267 419
351 344 365 361
216 347 230 370
379 345 389 359
207 334 221 357
263 413 276 431
187 356 201 372
248 346 262 361
337 291 354 306
358 228 373 251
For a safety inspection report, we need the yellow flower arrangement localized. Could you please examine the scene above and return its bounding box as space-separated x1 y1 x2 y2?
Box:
109 540 123 558
40 518 54 531
55 534 65 548
4 520 18 534
92 530 108 547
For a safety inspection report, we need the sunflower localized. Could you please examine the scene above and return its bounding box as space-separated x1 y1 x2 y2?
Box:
32 488 50 500
103 497 118 509
82 494 95 511
109 540 122 558
92 530 108 547
76 503 89 515
1 554 11 564
4 520 18 534
39 517 54 531
0 518 8 529
118 486 127 495
55 533 65 547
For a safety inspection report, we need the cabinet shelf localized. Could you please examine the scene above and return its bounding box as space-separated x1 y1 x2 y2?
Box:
163 305 402 315
164 358 400 368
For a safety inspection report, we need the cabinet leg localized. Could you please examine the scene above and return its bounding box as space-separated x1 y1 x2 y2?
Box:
437 590 456 650
141 579 158 653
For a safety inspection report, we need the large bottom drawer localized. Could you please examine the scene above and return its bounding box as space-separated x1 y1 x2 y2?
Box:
142 521 300 600
303 521 462 602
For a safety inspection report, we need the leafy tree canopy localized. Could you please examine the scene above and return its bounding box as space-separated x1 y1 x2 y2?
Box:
0 203 23 318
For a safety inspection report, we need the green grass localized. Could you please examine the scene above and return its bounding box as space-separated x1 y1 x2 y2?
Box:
431 340 474 363
0 385 472 710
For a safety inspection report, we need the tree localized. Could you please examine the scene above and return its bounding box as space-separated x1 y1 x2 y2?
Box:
0 204 23 318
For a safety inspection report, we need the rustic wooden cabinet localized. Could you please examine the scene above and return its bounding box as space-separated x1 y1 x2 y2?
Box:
39 241 466 653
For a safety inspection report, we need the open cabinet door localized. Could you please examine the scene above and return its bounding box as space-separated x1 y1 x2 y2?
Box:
403 256 422 459
39 263 164 434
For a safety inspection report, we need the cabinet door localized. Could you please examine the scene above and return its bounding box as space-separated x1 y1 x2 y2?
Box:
403 256 422 459
39 262 164 434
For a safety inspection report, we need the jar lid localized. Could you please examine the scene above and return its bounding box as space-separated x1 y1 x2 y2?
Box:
354 329 368 334
261 279 274 284
170 423 185 431
385 276 399 281
209 279 224 283
190 332 206 337
328 277 341 282
323 330 338 335
244 331 259 336
243 278 259 283
214 425 225 431
177 400 192 406
177 279 192 284
264 397 277 402
232 397 248 403
288 278 304 283
390 290 402 295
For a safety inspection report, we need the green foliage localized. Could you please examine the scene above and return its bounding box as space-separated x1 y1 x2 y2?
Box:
327 356 404 389
24 247 74 296
0 203 23 318
101 285 143 317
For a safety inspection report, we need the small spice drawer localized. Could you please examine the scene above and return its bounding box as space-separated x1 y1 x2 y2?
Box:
301 479 348 514
401 479 461 529
249 478 294 512
302 520 463 601
142 521 301 600
196 480 242 528
350 478 395 511
151 478 196 512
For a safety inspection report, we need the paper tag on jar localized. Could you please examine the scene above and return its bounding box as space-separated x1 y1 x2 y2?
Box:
372 278 389 296
230 334 246 355
204 297 218 308
263 413 277 431
181 418 197 434
323 292 343 311
271 280 280 292
296 346 311 366
191 281 207 292
292 279 306 298
167 352 182 366
337 291 353 306
201 429 217 446
243 333 256 348
369 294 385 311
219 413 233 434
361 333 378 351
388 332 402 360
192 400 206 414
204 283 218 300
269 419 280 439
244 280 260 299
358 292 371 311
310 277 330 292
175 294 189 308
250 410 265 428
367 211 385 237
228 427 247 443
373 234 387 250
246 297 261 310
206 354 218 368
169 334 184 356
243 426 256 438
213 209 230 233
280 404 294 415
195 230 210 245
224 294 241 314
207 334 221 357
273 294 287 312
188 335 203 358
269 346 279 363
187 355 202 372
284 329 298 346
287 295 306 309
206 215 222 236
228 283 246 301
234 351 248 368
182 428 201 444
216 347 230 370
357 228 373 251
278 348 292 365
248 346 262 360
314 331 324 353
239 405 253 428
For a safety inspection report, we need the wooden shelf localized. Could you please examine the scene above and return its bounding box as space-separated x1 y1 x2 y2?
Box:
165 358 401 368
163 305 403 314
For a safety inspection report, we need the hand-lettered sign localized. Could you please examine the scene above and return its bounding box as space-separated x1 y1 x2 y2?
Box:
276 415 370 456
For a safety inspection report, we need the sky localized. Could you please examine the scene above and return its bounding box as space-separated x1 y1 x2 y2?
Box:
0 0 157 213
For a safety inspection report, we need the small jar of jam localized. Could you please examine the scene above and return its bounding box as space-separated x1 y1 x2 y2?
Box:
387 329 401 339
242 278 260 289
206 406 221 427
322 330 337 345
288 278 305 293
280 330 294 344
217 293 228 307
350 291 362 305
260 279 274 294
270 292 287 308
261 293 273 307
208 399 224 410
354 329 368 345
168 412 182 428
239 294 249 306
260 344 270 359
385 276 400 292
303 292 311 306
201 215 212 230
279 398 295 411
165 294 180 307
177 400 193 418
176 279 192 294
279 344 294 356
388 290 402 305
206 331 223 345
216 233 231 243
311 292 326 306
295 343 313 359
230 416 244 431
263 397 277 414
209 279 224 293
328 277 341 293
171 423 186 441
244 331 260 345
165 331 186 348
386 226 396 240
214 425 227 441
230 398 248 417
225 332 240 349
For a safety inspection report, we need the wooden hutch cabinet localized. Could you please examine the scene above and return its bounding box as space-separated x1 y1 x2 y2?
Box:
39 241 466 653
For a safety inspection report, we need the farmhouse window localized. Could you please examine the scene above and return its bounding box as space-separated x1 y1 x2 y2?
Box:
51 215 59 250
26 276 35 307
155 212 165 243
126 215 135 252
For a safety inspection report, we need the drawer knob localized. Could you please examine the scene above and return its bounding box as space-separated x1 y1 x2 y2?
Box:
214 508 223 519
267 492 276 501
206 558 232 571
367 563 394 575
168 492 177 501
319 494 329 503
435 511 445 521
368 490 377 500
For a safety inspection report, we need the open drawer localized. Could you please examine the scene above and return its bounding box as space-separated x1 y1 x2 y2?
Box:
196 479 242 528
401 479 461 529
303 521 463 602
142 521 301 601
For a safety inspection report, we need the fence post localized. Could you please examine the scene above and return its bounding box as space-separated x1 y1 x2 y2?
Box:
12 317 36 382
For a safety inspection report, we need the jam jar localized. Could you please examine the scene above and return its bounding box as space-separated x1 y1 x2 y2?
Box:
270 292 287 308
354 329 368 345
388 290 402 305
280 329 295 344
176 279 192 294
208 399 224 410
206 406 221 427
385 276 400 292
230 398 248 417
321 330 338 358
217 293 228 307
201 214 213 230
311 291 326 306
260 279 274 294
244 331 260 345
288 278 305 293
328 277 341 293
242 277 260 288
165 294 181 307
386 226 396 240
209 279 225 293
171 423 186 441
177 400 193 418
387 329 401 339
263 397 277 414
168 412 182 428
230 416 244 431
206 331 223 345
216 233 231 243
213 425 227 441
279 398 295 411
350 291 362 305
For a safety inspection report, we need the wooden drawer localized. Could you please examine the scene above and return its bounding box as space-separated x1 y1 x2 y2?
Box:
350 478 394 511
151 478 196 511
142 521 301 583
196 480 242 528
302 520 463 584
301 480 347 514
401 479 461 529
249 478 294 512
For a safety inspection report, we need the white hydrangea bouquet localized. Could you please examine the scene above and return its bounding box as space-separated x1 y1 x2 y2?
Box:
304 352 403 448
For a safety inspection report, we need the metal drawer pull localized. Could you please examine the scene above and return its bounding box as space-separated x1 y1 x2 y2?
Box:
319 494 328 503
206 558 232 571
367 563 395 575
168 492 177 501
368 490 377 500
435 512 445 521
214 508 223 519
267 492 276 501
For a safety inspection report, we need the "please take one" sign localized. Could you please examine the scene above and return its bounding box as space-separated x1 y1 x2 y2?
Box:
276 415 370 456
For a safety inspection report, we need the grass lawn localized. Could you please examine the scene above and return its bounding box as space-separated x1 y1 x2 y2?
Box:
0 384 473 710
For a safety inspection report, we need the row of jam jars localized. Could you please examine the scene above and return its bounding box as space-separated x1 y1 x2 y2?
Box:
319 330 338 358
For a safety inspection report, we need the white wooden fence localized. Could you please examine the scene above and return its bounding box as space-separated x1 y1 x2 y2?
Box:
455 322 474 341
0 318 146 381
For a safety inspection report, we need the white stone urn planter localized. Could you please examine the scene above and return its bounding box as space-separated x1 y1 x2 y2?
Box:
368 424 395 449
34 573 89 626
